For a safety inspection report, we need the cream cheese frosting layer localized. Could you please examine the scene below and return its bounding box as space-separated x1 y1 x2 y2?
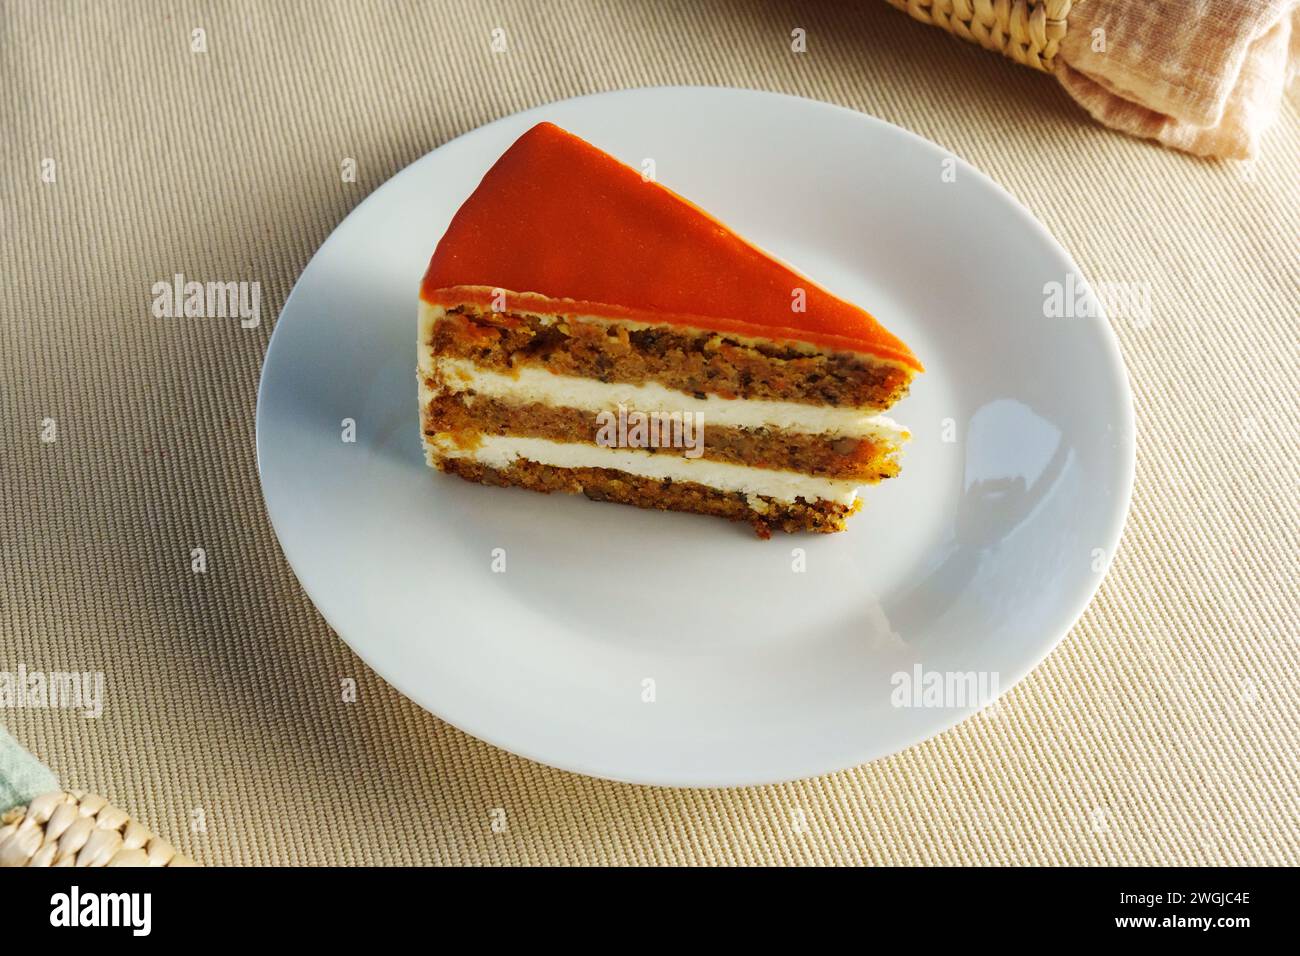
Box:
426 433 862 506
426 357 908 443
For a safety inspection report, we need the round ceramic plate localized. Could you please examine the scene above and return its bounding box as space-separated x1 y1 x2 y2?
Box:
257 87 1134 786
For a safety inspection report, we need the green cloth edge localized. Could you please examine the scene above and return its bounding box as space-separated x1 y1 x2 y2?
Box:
0 726 59 814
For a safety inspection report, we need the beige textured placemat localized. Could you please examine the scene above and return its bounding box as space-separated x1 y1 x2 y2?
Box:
1 0 1297 865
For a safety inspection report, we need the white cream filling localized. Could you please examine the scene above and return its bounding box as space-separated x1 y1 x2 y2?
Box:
429 357 907 443
427 433 862 506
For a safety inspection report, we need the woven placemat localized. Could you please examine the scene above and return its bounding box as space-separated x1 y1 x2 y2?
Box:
1 0 1296 865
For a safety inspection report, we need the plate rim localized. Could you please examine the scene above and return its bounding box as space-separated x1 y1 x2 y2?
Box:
255 85 1137 787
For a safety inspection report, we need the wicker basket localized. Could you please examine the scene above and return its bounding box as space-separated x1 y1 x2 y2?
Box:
0 790 194 867
884 0 1072 73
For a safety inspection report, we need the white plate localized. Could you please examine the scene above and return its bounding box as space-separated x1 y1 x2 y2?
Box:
257 87 1134 786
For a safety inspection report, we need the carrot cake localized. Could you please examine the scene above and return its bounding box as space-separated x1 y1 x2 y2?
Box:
417 122 922 537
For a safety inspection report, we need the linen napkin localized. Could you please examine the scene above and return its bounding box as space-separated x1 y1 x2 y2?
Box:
1056 0 1300 159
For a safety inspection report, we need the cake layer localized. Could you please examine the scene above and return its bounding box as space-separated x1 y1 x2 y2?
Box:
426 433 862 506
423 301 913 411
419 122 923 370
437 457 861 537
426 356 908 442
424 391 901 481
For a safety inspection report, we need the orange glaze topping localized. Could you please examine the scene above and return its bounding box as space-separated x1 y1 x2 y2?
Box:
420 122 922 372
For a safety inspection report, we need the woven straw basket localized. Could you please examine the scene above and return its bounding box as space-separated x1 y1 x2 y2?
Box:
885 0 1072 72
0 791 194 867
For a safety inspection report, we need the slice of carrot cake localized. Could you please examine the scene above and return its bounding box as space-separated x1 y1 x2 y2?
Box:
417 122 922 537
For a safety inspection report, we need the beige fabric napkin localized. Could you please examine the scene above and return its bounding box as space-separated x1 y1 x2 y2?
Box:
1056 0 1300 159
